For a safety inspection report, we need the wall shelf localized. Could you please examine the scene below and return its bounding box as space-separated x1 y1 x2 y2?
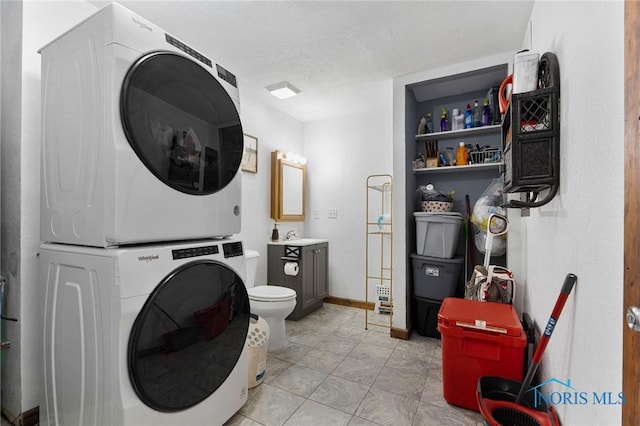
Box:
413 163 502 174
366 174 393 330
415 124 501 141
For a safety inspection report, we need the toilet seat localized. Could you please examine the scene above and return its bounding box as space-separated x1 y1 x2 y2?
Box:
248 286 296 302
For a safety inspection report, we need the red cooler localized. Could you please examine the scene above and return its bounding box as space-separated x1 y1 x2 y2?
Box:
438 298 526 411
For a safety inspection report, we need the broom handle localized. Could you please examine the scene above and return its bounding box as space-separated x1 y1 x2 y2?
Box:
515 273 577 405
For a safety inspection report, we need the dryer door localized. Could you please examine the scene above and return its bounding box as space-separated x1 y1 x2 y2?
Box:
128 260 249 412
121 52 243 195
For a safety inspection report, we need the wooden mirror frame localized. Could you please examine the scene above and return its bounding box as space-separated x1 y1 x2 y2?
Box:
271 150 306 222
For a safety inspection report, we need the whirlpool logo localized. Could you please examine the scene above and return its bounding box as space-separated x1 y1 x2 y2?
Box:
138 255 159 263
131 17 152 32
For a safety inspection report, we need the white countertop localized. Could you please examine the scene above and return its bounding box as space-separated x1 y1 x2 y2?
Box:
268 238 328 246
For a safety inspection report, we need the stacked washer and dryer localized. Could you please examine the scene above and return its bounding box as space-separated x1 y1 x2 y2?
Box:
39 4 250 425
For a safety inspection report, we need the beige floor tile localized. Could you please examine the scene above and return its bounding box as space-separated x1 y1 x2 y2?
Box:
309 375 370 414
355 387 420 426
348 416 382 426
240 384 306 426
333 323 369 341
264 357 294 385
385 348 430 370
372 365 428 401
289 329 332 348
349 342 394 364
224 412 264 425
359 331 399 350
426 363 443 382
271 364 329 397
296 348 346 373
234 304 463 426
283 400 352 426
395 335 439 358
332 356 385 385
315 334 359 356
270 341 313 363
420 376 447 407
412 402 483 426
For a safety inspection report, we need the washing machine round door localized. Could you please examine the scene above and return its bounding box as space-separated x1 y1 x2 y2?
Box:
121 52 243 195
128 260 250 412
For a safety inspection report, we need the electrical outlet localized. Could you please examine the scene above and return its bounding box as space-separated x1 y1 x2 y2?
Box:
313 209 320 219
328 208 338 219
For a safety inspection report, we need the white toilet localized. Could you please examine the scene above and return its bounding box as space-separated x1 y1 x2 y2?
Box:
244 249 297 351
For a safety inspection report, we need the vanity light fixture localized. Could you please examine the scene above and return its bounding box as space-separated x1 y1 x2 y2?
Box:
266 81 301 99
282 151 307 165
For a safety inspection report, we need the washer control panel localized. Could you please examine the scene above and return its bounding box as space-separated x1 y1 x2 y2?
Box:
222 241 244 258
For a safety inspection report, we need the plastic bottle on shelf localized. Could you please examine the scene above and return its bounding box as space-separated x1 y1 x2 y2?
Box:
440 107 449 132
451 108 463 131
473 100 482 128
455 110 464 131
482 99 491 126
464 104 473 129
450 108 458 130
426 113 434 133
456 142 468 166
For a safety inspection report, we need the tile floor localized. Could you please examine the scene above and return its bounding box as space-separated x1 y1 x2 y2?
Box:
225 303 484 426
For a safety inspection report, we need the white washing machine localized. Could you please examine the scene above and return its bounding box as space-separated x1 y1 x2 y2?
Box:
40 239 250 426
39 3 244 247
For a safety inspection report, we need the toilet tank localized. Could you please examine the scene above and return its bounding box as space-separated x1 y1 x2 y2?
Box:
244 249 259 288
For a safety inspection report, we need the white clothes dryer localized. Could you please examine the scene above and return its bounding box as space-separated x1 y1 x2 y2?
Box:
40 239 250 426
39 3 244 247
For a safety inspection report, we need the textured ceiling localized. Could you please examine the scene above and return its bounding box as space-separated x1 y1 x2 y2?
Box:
92 1 535 122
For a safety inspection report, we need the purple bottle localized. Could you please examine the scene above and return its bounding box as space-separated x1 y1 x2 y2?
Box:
440 107 449 132
482 99 491 126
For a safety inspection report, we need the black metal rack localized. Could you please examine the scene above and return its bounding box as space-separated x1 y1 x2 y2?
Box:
501 52 560 208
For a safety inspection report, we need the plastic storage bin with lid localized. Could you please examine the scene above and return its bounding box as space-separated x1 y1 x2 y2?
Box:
438 297 526 411
414 212 463 258
410 253 463 300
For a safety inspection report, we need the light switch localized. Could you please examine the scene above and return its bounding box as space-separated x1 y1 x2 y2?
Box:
313 209 320 219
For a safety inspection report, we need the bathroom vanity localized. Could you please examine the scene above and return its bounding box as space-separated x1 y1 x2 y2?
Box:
267 239 328 320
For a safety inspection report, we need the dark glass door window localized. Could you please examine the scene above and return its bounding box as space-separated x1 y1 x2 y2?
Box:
121 52 243 195
128 261 250 412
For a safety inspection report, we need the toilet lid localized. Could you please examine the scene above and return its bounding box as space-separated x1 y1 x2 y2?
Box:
248 286 296 301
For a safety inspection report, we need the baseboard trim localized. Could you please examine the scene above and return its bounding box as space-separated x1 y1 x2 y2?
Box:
21 406 39 426
391 327 410 340
1 407 18 426
324 296 374 311
324 297 409 339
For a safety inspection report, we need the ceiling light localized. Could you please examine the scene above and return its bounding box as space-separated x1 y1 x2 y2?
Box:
266 81 301 99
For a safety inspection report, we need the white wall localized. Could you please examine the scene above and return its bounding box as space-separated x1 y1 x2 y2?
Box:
0 0 23 417
0 0 99 417
237 94 305 285
513 2 623 425
303 79 393 302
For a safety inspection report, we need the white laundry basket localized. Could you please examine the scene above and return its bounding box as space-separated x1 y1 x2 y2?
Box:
246 315 270 388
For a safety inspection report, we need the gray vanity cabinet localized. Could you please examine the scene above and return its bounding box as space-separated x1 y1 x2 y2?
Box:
267 242 328 320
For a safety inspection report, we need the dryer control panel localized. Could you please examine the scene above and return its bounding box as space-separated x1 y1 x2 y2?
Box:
165 33 212 68
172 245 219 260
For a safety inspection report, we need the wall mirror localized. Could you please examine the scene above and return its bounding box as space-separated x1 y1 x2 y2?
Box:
271 150 306 221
